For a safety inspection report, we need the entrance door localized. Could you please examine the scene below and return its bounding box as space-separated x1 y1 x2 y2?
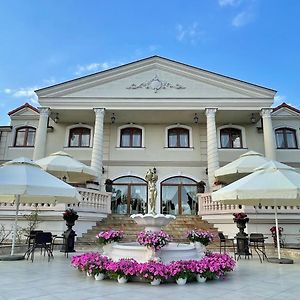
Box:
111 176 147 215
161 176 198 215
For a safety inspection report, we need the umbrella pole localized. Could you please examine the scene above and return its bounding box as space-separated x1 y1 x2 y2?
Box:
11 195 20 256
274 205 281 260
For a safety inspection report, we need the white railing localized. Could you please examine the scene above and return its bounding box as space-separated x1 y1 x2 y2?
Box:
76 187 111 214
198 193 241 215
198 192 300 216
0 188 112 214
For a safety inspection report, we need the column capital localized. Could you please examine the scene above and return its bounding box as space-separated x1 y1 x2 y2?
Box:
38 107 50 117
205 108 218 117
260 108 273 118
93 108 105 116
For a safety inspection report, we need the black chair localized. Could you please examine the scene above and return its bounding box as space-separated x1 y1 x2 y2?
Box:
218 232 236 259
24 230 43 259
30 232 54 262
249 233 268 263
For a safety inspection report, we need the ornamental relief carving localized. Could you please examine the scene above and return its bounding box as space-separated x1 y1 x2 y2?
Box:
126 75 186 93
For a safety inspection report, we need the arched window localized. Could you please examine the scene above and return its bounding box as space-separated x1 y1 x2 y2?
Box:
68 127 91 147
14 126 36 147
220 128 243 148
111 176 147 214
161 176 197 215
120 127 142 148
168 128 189 148
275 127 298 149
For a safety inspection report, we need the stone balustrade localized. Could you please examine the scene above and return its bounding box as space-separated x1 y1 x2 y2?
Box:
0 188 111 214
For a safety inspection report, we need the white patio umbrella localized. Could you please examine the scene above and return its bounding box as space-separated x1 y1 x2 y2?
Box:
0 157 81 257
212 160 300 262
35 151 96 183
214 151 270 184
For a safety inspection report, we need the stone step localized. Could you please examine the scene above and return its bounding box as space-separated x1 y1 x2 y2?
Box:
77 214 221 245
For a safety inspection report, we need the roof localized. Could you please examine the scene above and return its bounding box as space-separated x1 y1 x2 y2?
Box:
8 102 39 116
273 102 300 115
35 55 277 94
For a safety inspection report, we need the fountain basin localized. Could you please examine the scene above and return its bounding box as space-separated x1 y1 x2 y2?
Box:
130 214 176 232
108 242 203 263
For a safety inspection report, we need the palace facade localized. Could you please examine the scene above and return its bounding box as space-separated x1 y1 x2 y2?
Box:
1 56 300 241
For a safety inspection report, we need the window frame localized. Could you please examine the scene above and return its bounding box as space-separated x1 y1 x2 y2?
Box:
218 125 246 149
68 127 91 148
168 127 190 148
120 127 142 148
165 124 193 149
275 127 298 149
14 126 36 147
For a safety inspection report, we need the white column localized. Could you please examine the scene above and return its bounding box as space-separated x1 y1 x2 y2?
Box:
33 107 49 160
91 108 105 187
205 108 219 190
260 108 276 160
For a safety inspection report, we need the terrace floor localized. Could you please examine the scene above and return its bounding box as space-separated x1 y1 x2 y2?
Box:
0 251 300 300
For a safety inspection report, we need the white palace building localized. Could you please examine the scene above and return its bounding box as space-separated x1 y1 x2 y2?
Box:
0 56 300 244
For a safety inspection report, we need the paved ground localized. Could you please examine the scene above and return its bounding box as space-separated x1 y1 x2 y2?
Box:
0 251 300 300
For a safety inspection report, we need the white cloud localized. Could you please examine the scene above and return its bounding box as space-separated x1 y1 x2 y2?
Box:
232 10 254 27
75 61 123 76
12 87 39 105
273 95 287 107
4 88 12 94
218 0 241 7
176 22 204 44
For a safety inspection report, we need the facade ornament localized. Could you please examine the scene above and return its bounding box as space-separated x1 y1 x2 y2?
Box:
126 75 186 93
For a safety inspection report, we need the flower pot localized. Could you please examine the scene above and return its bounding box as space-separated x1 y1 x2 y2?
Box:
117 276 128 284
86 271 93 277
176 278 187 285
102 242 116 256
95 273 105 281
194 242 206 257
150 278 161 286
196 274 206 283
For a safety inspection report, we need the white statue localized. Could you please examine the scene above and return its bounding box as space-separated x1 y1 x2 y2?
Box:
145 168 158 214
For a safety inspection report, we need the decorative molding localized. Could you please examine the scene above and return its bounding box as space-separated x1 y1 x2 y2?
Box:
126 75 186 93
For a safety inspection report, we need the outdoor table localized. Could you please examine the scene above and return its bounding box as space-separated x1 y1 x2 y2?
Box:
249 236 268 263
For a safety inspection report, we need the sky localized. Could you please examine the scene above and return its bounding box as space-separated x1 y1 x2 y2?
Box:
0 0 299 125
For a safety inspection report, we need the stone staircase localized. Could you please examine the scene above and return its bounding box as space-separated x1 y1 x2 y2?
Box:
76 214 220 249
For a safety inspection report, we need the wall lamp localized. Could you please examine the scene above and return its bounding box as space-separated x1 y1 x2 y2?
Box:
250 113 256 124
54 113 59 123
111 113 116 124
193 113 199 124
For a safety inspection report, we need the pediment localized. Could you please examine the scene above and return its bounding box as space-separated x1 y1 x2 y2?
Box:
8 103 39 119
272 107 300 118
36 56 276 108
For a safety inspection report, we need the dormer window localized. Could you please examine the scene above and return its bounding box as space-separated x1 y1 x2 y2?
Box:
14 126 36 147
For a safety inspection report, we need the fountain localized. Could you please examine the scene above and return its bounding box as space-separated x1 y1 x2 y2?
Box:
105 169 204 263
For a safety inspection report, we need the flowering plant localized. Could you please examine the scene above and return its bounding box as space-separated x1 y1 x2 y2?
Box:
138 261 168 281
168 260 193 280
188 253 236 280
106 258 139 280
186 230 214 246
233 212 249 222
63 208 78 222
270 226 283 236
96 229 124 245
137 230 172 251
71 252 103 273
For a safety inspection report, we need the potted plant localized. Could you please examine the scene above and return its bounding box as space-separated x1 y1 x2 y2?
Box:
168 260 192 285
63 208 78 226
138 261 168 285
96 229 124 255
106 258 138 283
186 230 214 256
137 230 172 261
62 208 79 253
270 226 283 247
